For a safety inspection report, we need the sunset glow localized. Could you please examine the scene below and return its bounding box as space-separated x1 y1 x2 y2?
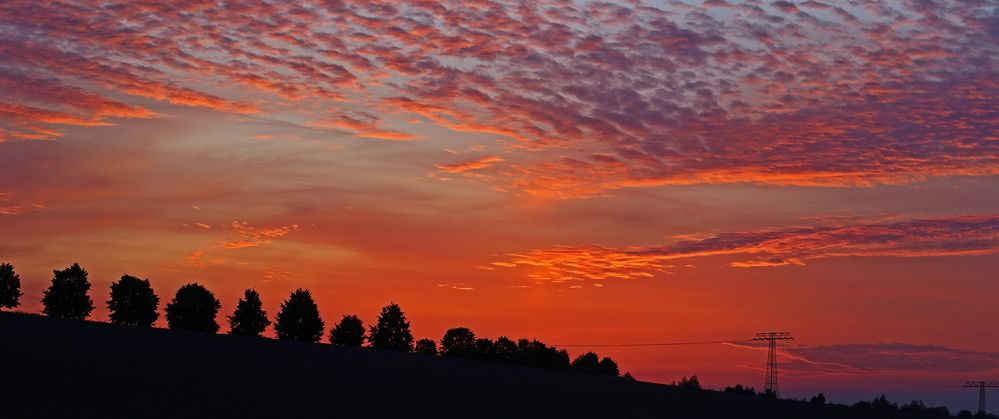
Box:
1 0 997 411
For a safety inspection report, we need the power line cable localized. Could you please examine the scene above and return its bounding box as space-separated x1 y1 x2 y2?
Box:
554 338 752 347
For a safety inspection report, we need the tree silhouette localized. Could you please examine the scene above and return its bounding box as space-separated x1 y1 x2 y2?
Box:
107 274 159 327
368 303 413 351
517 339 570 370
492 336 518 362
274 289 324 342
724 384 756 396
0 263 22 310
675 375 701 390
598 357 619 376
440 327 477 358
474 338 495 360
165 283 221 332
571 352 602 374
228 289 270 337
42 263 94 319
329 314 364 346
414 338 437 355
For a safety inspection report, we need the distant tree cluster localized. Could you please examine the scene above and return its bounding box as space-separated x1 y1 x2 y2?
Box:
1 261 622 379
714 387 965 419
849 394 958 418
674 375 702 390
435 326 619 375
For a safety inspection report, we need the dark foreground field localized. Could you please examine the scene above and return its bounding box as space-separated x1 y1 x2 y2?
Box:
0 312 949 419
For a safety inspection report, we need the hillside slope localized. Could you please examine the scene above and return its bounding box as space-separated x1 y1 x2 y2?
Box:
0 312 944 419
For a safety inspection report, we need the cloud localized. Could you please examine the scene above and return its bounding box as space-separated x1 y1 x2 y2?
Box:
222 221 299 249
0 0 994 195
497 214 999 282
731 343 999 375
311 114 421 141
435 156 504 173
182 221 300 268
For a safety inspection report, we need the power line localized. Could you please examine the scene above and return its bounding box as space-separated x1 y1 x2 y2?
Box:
753 332 794 397
554 339 750 347
963 381 999 414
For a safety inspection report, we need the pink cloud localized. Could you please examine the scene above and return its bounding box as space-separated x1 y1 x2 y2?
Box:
0 0 993 195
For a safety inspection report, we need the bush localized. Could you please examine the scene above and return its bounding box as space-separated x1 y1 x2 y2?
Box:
414 338 438 355
274 289 324 342
107 274 159 327
440 327 477 358
42 263 94 319
329 314 365 346
368 303 413 351
0 263 22 310
228 289 270 337
165 283 221 332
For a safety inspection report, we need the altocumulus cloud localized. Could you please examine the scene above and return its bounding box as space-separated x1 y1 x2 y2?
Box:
0 1 995 196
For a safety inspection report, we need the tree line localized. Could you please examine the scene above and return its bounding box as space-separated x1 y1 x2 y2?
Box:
0 262 620 376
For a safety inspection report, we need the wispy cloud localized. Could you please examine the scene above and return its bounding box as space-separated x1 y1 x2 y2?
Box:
183 221 300 268
435 156 504 173
222 221 299 250
497 215 999 282
728 342 999 376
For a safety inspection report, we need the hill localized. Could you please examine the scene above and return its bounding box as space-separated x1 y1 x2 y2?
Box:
0 312 954 418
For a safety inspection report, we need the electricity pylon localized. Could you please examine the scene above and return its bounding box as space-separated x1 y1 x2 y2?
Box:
753 332 794 397
963 381 999 414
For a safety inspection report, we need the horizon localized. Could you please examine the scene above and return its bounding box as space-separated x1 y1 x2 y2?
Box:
1 0 997 415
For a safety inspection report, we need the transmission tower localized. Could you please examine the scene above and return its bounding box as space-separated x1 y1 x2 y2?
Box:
963 381 999 414
753 332 794 397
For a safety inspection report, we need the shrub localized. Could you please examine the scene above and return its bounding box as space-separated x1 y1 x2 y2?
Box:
329 314 365 346
165 283 221 332
228 289 270 337
42 263 94 319
107 274 159 327
274 289 324 342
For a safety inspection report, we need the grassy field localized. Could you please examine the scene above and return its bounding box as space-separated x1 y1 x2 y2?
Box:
0 312 955 418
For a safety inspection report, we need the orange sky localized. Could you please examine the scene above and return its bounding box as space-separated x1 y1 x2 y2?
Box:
1 0 998 412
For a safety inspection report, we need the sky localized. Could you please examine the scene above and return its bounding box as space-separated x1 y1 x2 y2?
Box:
1 0 998 412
